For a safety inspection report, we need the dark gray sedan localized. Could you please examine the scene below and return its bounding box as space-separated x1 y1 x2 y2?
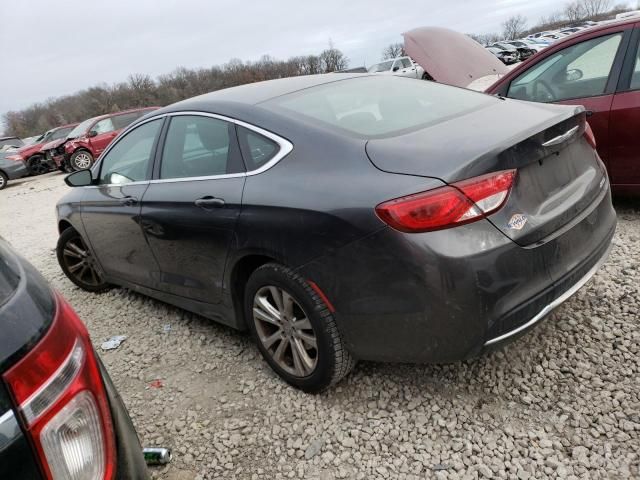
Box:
56 74 616 392
0 150 29 189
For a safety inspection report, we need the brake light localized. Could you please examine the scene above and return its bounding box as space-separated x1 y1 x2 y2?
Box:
376 170 516 233
3 293 115 480
584 122 597 149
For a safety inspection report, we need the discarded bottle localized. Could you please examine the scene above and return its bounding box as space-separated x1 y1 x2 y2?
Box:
143 447 172 465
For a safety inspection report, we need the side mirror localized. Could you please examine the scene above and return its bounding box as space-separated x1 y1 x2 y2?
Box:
64 169 94 187
392 66 400 72
87 130 98 138
565 68 583 82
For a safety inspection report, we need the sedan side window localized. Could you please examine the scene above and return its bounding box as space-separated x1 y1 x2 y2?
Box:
237 126 280 171
160 116 238 179
507 33 623 103
99 119 162 185
92 118 116 135
400 58 412 68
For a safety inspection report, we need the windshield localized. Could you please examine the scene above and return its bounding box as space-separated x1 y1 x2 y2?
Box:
67 118 97 139
51 126 75 141
368 60 393 73
0 138 24 148
266 76 494 138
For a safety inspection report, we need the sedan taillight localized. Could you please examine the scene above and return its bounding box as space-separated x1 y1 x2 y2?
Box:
376 170 516 233
584 122 597 149
3 293 116 480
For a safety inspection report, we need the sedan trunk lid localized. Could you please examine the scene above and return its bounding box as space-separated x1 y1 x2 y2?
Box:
366 98 607 247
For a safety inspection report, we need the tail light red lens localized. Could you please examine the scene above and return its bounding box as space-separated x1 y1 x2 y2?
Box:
376 170 516 233
3 293 116 480
584 122 597 149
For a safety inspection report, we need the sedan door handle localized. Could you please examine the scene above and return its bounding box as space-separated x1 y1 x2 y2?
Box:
195 196 225 208
119 196 138 206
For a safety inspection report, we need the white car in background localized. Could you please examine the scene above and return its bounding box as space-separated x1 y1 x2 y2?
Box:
367 56 429 79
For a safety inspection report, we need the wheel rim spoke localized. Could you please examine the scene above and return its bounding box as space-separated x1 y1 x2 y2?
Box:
67 242 86 256
261 330 283 349
290 339 307 376
292 317 312 331
68 262 83 273
268 286 284 312
296 331 317 349
273 337 289 364
294 337 316 373
89 267 99 285
63 248 82 259
253 297 281 326
282 291 294 320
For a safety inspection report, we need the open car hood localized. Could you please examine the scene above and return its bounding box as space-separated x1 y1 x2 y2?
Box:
403 27 508 88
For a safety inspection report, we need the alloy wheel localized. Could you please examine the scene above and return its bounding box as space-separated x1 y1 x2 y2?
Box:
61 234 103 287
28 157 48 175
73 153 92 170
253 286 318 377
0 175 5 189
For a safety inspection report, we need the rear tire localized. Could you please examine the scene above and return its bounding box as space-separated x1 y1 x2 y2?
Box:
245 263 355 393
57 227 110 292
26 155 49 176
0 171 7 190
69 150 94 171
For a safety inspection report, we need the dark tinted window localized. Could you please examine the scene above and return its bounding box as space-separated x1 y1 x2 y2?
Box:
50 126 74 141
112 111 145 129
99 119 162 185
161 116 234 179
237 126 279 171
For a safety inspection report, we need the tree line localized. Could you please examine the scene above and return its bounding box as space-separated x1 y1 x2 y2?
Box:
3 46 348 137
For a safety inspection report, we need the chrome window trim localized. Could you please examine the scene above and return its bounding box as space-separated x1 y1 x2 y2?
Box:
0 409 19 451
89 110 293 188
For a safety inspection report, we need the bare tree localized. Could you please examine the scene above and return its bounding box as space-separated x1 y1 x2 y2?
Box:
381 43 405 60
580 0 613 17
319 41 349 72
468 32 501 45
502 14 528 40
564 1 586 21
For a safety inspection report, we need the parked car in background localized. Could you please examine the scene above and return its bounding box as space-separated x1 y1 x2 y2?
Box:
407 22 640 195
5 123 78 175
0 136 24 151
487 17 640 195
0 150 29 190
505 39 545 53
367 56 429 79
0 237 148 478
491 41 536 61
486 46 518 64
47 107 159 171
20 136 40 146
57 74 614 392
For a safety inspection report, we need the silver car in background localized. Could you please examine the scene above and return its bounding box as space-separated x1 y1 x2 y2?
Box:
367 56 429 79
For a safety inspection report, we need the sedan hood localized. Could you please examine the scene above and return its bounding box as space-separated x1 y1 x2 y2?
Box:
403 27 507 87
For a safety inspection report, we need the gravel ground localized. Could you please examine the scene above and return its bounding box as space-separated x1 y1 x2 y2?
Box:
1 171 638 479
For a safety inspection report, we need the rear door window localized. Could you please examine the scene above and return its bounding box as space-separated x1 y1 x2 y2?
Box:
112 111 146 130
160 115 243 179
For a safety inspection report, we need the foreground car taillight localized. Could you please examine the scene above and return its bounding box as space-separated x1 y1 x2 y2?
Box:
376 170 516 233
584 122 597 149
3 293 115 480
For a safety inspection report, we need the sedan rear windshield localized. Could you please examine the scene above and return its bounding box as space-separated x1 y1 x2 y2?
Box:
265 76 494 138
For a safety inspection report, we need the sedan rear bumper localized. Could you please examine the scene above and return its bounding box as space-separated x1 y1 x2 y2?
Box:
297 184 616 363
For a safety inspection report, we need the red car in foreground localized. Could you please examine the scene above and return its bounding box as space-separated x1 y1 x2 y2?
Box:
407 19 640 195
5 124 77 175
46 107 159 171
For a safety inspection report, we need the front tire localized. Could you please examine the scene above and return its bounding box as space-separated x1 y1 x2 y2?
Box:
245 263 355 393
69 150 94 171
27 155 49 175
0 171 7 190
57 228 110 292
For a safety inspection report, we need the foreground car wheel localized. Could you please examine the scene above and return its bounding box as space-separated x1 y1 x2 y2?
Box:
70 150 94 171
0 171 7 190
57 228 110 292
26 155 49 175
245 263 355 392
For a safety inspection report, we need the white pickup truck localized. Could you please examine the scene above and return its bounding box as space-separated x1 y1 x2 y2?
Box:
367 56 429 79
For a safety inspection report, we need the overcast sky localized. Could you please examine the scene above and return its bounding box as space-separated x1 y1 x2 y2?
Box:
0 0 616 124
